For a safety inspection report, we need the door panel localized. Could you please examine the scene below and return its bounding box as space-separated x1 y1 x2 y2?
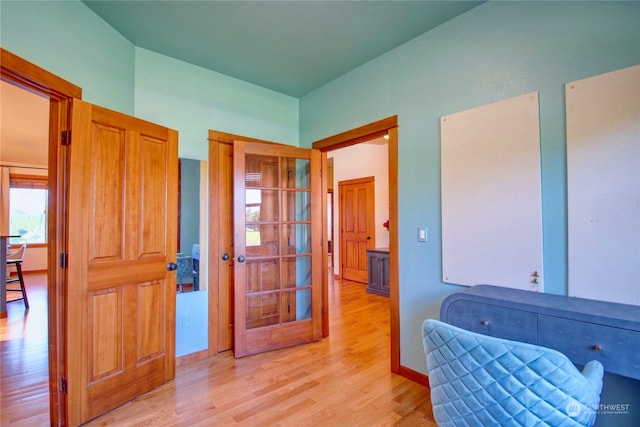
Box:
339 177 375 283
233 141 322 357
214 140 235 352
66 99 177 425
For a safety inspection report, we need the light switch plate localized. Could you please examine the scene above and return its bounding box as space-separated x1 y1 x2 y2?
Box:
418 227 427 242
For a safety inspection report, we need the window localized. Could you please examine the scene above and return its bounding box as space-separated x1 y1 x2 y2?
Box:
9 175 48 244
245 189 262 247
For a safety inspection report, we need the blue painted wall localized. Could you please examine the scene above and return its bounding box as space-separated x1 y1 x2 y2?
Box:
174 290 208 358
299 2 639 425
0 0 135 114
134 48 299 160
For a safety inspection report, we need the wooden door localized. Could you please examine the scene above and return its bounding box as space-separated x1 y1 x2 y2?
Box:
339 177 375 283
233 141 323 357
214 140 235 352
65 99 178 425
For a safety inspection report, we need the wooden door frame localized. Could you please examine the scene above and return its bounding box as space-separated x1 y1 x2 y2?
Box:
207 131 293 356
338 176 375 283
1 48 83 426
327 189 334 264
311 116 419 381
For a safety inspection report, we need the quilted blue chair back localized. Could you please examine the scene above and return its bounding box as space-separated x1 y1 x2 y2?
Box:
422 319 604 427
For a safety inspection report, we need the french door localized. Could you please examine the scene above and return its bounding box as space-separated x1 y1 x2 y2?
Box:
233 140 323 357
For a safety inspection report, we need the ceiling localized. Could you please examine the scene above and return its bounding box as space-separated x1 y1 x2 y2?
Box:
0 81 49 168
83 0 484 97
1 1 482 166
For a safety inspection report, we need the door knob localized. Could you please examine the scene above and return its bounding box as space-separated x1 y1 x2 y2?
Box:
221 253 230 261
166 262 178 271
237 255 245 263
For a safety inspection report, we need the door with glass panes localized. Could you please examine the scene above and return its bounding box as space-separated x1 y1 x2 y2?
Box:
233 140 322 357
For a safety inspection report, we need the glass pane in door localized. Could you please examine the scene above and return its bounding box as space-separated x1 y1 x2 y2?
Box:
281 158 310 188
245 189 279 222
281 224 311 255
282 190 311 222
281 289 311 323
246 292 279 328
245 154 279 188
244 151 314 330
282 256 312 289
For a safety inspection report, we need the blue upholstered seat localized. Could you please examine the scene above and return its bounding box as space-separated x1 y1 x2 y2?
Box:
422 319 604 427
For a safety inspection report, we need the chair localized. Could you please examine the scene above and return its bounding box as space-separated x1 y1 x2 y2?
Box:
6 244 29 309
176 254 193 293
422 319 604 427
192 244 200 291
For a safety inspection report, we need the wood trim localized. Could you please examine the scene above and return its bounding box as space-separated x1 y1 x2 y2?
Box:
338 176 375 186
0 48 81 426
0 48 82 99
208 130 280 145
312 115 397 151
398 365 429 387
321 152 329 338
207 130 279 357
8 242 48 249
387 126 400 374
309 116 404 377
207 138 221 357
21 268 48 274
48 97 70 427
9 174 49 183
177 160 182 252
176 349 210 367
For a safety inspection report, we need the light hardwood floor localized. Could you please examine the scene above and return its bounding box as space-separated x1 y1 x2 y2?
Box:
2 272 435 426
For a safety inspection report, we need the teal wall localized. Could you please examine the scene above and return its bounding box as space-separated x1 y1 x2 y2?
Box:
299 2 640 425
0 0 135 114
134 48 299 160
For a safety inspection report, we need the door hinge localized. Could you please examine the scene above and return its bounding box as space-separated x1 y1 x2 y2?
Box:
60 253 68 269
60 377 68 394
61 130 71 146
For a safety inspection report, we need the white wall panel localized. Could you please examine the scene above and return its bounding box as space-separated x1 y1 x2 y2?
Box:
441 92 543 291
567 65 640 305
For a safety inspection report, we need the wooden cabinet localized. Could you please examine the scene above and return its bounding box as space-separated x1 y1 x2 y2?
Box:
440 285 640 380
366 248 390 297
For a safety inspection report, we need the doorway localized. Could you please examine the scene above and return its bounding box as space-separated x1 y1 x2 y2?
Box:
0 80 51 426
207 119 399 372
311 116 401 373
1 47 82 425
